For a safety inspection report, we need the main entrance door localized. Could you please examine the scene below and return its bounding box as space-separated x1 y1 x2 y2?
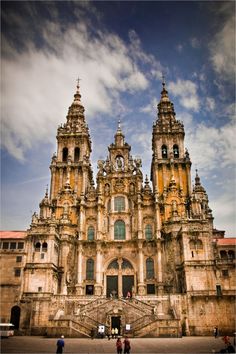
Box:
107 275 118 298
106 258 135 298
111 316 121 334
122 275 134 297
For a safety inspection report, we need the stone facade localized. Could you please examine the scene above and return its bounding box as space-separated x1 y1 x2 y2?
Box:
0 82 235 337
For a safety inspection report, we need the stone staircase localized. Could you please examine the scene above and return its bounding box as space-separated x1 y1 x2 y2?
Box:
47 296 180 337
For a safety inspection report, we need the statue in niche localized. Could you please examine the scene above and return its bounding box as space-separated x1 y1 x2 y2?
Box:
171 200 178 216
116 156 123 169
130 183 135 195
104 184 110 196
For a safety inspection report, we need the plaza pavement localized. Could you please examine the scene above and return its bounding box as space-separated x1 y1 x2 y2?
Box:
1 336 234 354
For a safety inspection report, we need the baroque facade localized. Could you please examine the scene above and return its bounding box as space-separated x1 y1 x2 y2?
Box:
1 82 235 337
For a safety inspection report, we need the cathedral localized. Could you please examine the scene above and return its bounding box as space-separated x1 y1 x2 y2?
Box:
0 81 235 337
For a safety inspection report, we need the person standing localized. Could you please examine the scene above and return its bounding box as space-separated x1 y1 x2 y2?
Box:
116 338 123 354
213 326 219 338
114 327 118 338
56 335 65 354
123 336 131 354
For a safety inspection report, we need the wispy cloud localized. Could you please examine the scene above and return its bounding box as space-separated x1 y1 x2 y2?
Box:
1 7 151 162
209 3 235 82
168 79 200 112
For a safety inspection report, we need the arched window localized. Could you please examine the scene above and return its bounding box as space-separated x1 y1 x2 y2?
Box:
108 259 119 269
114 220 126 240
62 147 68 162
114 196 125 212
161 145 168 158
42 242 48 252
87 226 95 241
189 240 195 249
228 250 235 259
35 242 41 252
74 147 80 162
173 144 179 158
146 257 154 279
122 259 133 269
145 224 152 240
220 250 227 259
86 259 94 280
196 240 203 249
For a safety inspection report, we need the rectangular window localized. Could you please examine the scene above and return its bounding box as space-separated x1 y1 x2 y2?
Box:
17 242 24 249
14 268 21 277
147 284 155 295
38 287 42 292
114 197 125 212
41 253 44 259
10 242 16 249
16 256 22 263
216 285 222 297
2 242 9 249
86 285 94 295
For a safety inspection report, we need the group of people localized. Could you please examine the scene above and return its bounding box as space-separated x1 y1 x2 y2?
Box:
116 337 131 354
56 334 131 354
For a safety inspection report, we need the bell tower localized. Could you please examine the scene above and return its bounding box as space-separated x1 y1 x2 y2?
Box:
49 81 93 202
151 80 192 223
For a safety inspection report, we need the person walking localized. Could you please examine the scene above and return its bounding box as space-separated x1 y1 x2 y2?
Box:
123 336 131 354
56 335 65 354
116 337 123 354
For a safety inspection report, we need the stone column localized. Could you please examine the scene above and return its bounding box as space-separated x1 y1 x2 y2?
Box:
94 243 103 296
59 168 63 191
186 163 192 195
59 240 70 295
137 194 143 239
137 241 145 295
76 244 83 295
74 168 78 193
118 258 123 298
97 195 103 240
156 239 164 295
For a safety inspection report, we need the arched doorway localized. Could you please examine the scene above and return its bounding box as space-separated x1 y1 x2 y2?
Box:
10 306 21 329
106 258 135 298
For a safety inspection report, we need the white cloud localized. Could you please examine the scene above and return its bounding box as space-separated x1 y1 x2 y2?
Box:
209 7 235 81
1 20 149 161
205 97 215 111
176 44 184 53
168 79 200 112
140 98 159 114
185 119 236 174
190 37 201 48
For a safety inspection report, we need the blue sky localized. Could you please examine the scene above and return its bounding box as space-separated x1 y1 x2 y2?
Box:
1 1 235 236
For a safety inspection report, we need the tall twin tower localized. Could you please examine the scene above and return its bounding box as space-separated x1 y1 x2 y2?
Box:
18 81 234 337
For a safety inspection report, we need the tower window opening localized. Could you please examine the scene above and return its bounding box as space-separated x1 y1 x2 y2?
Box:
74 147 80 162
114 220 126 240
173 144 179 158
35 242 41 252
42 242 48 252
161 145 168 158
86 259 94 280
146 257 154 279
145 224 152 240
87 226 95 241
62 147 68 162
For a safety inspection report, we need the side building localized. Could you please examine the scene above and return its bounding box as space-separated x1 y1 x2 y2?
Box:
0 82 235 337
